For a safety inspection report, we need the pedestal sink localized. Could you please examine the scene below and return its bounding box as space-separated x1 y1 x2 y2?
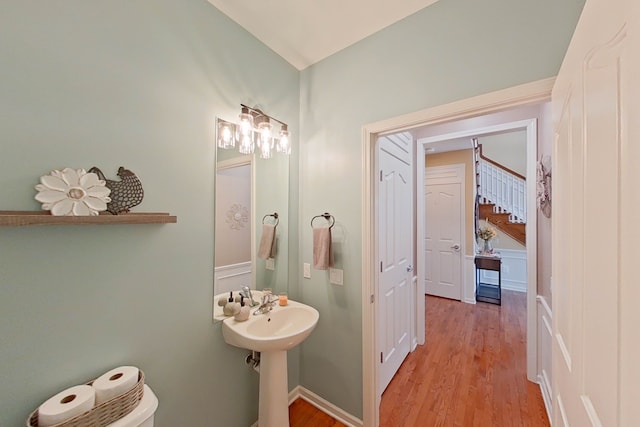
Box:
222 299 319 427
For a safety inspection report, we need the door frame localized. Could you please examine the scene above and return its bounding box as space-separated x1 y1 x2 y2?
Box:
422 164 466 301
361 77 553 427
418 118 537 304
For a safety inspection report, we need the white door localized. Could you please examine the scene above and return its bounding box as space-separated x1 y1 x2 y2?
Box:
552 0 640 425
377 134 413 395
424 166 463 300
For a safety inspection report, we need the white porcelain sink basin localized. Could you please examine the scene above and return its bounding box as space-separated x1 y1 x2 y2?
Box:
222 300 319 352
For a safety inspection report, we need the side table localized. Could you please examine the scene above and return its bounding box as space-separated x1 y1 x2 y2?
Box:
475 255 501 305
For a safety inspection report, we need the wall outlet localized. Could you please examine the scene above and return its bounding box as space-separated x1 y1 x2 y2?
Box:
329 268 344 285
303 263 311 279
265 258 275 270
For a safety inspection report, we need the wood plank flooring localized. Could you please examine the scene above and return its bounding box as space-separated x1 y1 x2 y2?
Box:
289 398 347 427
289 291 549 426
379 291 548 427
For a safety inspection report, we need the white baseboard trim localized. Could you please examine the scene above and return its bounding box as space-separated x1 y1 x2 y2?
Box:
536 295 553 423
464 256 476 304
502 281 527 292
289 386 363 427
538 372 553 423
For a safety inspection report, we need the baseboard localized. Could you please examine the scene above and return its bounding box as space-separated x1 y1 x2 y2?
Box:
463 256 476 304
502 281 527 292
538 372 553 423
290 386 364 427
536 295 553 423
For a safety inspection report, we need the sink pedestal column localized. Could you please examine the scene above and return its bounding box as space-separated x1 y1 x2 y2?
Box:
258 350 289 427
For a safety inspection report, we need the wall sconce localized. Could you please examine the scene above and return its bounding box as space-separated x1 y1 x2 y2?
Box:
217 104 291 159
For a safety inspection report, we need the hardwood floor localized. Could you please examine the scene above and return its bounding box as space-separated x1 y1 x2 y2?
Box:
380 291 548 427
289 398 347 427
289 290 549 426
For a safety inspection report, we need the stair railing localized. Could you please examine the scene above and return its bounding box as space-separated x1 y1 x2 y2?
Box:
478 147 526 223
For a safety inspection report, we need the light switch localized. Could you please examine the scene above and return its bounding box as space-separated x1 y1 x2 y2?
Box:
266 258 275 270
303 263 311 278
329 268 343 285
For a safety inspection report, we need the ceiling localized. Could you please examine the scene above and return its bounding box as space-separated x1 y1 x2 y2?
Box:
207 0 441 70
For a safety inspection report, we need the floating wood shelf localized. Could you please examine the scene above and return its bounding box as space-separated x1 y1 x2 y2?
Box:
0 211 177 227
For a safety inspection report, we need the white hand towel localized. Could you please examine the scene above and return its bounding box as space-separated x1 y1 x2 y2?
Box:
258 223 277 259
313 227 334 270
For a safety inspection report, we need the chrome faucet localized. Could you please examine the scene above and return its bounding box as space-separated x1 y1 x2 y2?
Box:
240 286 259 307
253 291 277 315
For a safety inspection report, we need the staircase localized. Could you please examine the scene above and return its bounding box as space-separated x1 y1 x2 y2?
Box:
478 199 526 245
474 140 526 246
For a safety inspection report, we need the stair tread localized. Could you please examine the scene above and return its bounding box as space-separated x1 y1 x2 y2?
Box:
479 203 526 245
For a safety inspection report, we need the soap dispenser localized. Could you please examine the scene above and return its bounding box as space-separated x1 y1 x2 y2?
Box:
234 296 250 322
223 291 240 316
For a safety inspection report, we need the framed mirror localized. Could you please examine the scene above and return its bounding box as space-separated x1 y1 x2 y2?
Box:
213 118 289 320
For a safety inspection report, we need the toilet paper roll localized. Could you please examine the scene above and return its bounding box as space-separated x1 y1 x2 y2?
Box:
38 384 95 427
92 366 139 404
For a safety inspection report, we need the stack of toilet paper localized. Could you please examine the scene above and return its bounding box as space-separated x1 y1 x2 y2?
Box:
36 366 140 427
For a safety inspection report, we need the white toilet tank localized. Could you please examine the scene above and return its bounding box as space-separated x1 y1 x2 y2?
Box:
107 385 158 427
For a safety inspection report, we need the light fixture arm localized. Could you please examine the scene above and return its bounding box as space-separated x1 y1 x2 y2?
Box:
240 104 288 128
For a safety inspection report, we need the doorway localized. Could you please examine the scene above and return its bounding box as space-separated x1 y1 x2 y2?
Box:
424 164 465 300
361 78 553 427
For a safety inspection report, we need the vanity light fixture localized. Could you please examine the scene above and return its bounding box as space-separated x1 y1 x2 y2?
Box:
217 119 236 149
216 104 291 159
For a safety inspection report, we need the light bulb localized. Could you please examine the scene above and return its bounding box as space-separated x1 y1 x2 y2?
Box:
260 138 273 159
238 132 255 154
258 120 272 146
217 120 235 149
278 127 291 154
238 107 254 138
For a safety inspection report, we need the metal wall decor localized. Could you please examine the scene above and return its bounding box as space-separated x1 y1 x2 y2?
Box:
536 156 552 218
88 167 144 215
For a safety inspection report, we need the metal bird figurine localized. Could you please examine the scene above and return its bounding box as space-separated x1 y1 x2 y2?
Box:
88 166 144 215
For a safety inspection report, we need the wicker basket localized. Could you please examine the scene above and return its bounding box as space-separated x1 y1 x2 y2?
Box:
27 370 145 427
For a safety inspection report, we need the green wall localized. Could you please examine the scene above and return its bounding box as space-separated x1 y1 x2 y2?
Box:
297 0 584 418
0 0 586 425
0 1 299 426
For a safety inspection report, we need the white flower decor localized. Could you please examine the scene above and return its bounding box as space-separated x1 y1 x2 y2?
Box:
226 203 249 230
35 168 112 216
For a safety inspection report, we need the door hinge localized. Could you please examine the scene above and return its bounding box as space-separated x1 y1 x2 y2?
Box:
370 294 375 304
380 352 383 363
379 170 383 181
380 261 383 272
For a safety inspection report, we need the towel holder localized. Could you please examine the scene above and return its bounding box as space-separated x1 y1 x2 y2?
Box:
311 212 335 229
262 212 279 226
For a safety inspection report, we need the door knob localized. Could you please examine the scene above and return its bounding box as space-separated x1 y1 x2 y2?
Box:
451 244 461 251
406 265 414 273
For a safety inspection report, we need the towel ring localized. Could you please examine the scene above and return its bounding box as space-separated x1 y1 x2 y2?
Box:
262 212 279 226
311 212 335 229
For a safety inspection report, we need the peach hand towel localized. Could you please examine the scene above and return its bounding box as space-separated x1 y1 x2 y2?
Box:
258 223 277 259
313 227 334 270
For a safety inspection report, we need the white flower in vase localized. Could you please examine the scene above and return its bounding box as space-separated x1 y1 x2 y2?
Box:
477 225 498 254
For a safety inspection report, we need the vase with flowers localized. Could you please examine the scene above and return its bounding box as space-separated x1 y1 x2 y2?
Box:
477 225 497 254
